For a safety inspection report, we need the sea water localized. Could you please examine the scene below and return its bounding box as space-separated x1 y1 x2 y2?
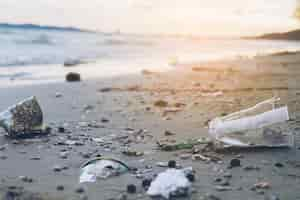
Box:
1 25 300 86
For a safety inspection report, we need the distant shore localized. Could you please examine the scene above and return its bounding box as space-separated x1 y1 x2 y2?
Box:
243 29 300 41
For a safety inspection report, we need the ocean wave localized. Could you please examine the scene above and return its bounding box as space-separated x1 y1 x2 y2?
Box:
103 38 153 46
0 56 54 67
15 34 55 45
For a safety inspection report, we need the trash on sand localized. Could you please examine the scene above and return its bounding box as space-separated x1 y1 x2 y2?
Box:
209 97 293 148
253 181 271 190
200 91 223 97
122 149 144 157
147 167 194 199
79 158 130 183
0 96 44 137
157 138 211 151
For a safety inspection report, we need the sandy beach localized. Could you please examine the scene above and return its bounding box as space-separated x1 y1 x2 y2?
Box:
0 52 300 200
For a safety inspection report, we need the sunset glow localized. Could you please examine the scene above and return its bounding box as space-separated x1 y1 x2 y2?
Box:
0 0 299 36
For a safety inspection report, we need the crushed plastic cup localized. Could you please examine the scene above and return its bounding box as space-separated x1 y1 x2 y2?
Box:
79 158 130 183
209 97 294 148
0 96 43 137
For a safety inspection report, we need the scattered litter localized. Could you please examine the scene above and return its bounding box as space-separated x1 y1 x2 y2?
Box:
79 158 129 183
209 97 293 148
200 91 223 97
147 167 194 199
0 96 44 138
157 138 211 151
156 162 168 167
122 149 144 157
192 154 211 162
253 181 271 190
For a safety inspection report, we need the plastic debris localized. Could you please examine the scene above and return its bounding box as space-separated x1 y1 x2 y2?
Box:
209 97 293 148
157 138 211 151
147 167 193 199
0 96 43 137
79 158 129 183
200 91 223 97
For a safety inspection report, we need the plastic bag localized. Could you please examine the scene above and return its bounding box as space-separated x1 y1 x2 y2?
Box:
147 167 193 199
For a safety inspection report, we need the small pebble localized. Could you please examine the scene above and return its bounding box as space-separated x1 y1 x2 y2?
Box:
101 118 110 123
168 160 176 168
53 166 63 172
274 162 284 168
58 127 65 133
142 179 152 189
75 187 85 194
214 178 222 183
126 184 136 194
164 130 175 136
19 176 33 183
229 159 241 168
223 173 232 178
56 185 64 191
30 157 41 161
186 173 195 182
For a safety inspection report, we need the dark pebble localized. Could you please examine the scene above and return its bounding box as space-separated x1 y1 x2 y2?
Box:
75 187 85 194
142 179 152 189
186 173 195 182
58 127 65 133
126 184 137 194
168 160 176 168
66 72 81 82
164 130 175 136
56 185 64 191
101 118 110 123
214 178 222 183
274 162 284 168
229 159 241 168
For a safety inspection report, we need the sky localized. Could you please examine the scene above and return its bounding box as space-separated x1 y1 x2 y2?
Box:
0 0 299 36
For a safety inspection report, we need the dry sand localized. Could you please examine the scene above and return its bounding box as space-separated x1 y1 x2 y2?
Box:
0 52 300 200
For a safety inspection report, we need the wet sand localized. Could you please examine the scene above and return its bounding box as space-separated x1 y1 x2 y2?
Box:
0 52 300 200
